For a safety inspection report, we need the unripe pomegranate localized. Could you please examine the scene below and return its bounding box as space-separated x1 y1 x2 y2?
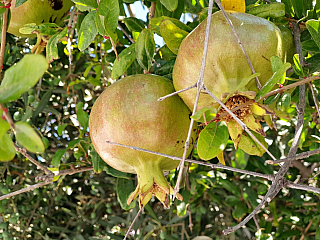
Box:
89 74 197 208
173 10 294 111
173 11 294 156
7 0 73 38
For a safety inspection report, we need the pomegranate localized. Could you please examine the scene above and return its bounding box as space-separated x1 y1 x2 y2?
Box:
172 10 294 111
172 11 294 156
7 0 73 38
89 74 197 208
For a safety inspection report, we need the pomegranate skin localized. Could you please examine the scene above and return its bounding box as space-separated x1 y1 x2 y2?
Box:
89 74 197 207
173 11 294 111
8 0 73 37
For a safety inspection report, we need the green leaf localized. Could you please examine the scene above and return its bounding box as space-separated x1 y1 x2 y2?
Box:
57 124 68 136
150 16 191 36
307 20 320 49
32 90 52 121
0 118 10 139
255 62 291 101
95 0 119 36
91 150 106 173
122 17 145 32
225 195 241 206
238 131 267 157
160 20 188 54
246 2 285 18
14 121 45 153
135 29 155 71
116 178 136 210
160 0 178 11
155 59 175 79
301 39 320 52
76 102 89 131
191 106 216 123
0 55 48 103
78 11 98 51
52 149 67 167
0 134 15 162
292 53 305 77
104 164 129 179
223 72 260 103
232 202 248 220
197 122 228 160
277 92 291 112
0 3 7 14
111 44 136 79
232 148 249 169
46 27 67 62
71 0 98 9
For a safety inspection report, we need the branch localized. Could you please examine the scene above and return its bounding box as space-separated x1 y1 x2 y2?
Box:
173 0 215 198
158 83 197 102
266 147 320 164
0 180 52 201
262 75 320 100
215 0 261 89
148 1 156 28
123 207 143 240
14 144 54 176
0 166 93 201
104 140 320 195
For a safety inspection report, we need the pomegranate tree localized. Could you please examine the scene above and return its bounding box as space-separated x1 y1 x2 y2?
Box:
89 74 197 208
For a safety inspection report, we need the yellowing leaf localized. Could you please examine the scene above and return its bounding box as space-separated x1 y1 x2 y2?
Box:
221 0 245 13
217 151 225 165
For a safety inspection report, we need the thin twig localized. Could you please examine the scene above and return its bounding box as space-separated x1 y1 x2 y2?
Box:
0 166 93 201
215 0 261 89
105 141 276 180
123 207 143 240
262 75 320 100
0 180 53 201
266 147 320 164
308 82 320 119
0 7 9 73
118 23 134 43
173 0 215 199
14 144 54 176
158 83 197 102
104 140 320 196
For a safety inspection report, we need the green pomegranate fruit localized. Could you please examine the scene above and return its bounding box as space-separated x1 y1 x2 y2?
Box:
172 11 295 156
7 0 73 38
173 10 294 111
89 74 197 208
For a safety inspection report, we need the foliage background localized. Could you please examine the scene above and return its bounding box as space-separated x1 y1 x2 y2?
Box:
0 0 320 239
